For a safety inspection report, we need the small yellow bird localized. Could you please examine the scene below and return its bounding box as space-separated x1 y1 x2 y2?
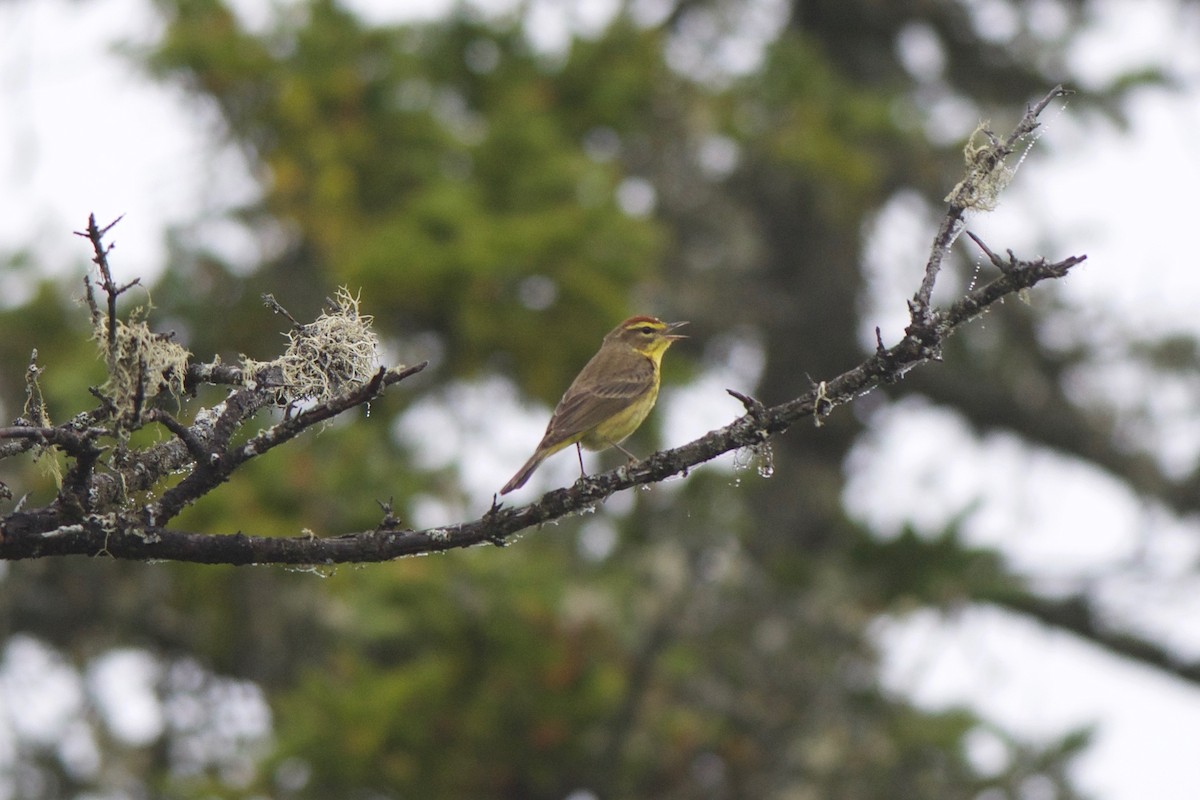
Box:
500 315 687 494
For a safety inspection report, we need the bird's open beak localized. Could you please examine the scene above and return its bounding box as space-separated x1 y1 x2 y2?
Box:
665 320 689 340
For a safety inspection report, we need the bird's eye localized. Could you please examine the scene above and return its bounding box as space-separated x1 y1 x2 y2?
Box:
639 326 654 334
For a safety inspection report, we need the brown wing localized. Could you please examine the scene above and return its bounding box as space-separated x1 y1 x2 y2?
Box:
538 353 655 450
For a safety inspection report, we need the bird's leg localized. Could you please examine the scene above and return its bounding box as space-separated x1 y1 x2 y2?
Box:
605 438 640 463
575 443 587 478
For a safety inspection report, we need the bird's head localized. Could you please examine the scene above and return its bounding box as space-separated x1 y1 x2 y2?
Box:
607 315 688 360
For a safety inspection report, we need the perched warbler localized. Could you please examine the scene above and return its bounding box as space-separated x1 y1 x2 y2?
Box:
500 315 688 494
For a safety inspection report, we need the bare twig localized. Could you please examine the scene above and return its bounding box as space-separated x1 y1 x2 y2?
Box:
966 230 1019 274
74 213 139 353
148 409 211 463
726 388 766 420
262 293 302 328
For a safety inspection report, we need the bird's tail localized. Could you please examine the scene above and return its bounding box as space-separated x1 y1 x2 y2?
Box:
500 453 544 495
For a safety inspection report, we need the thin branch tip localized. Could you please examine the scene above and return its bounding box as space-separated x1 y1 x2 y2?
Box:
726 388 765 415
261 293 302 328
874 327 888 356
97 213 126 237
966 231 1014 273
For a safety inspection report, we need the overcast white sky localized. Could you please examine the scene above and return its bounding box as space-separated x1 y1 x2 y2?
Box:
3 1 1200 798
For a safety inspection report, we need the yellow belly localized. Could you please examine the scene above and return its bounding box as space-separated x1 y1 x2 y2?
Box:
578 385 660 451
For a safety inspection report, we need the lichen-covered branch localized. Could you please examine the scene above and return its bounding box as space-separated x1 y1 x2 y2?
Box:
0 86 1082 565
909 84 1071 331
0 248 427 550
0 246 1081 562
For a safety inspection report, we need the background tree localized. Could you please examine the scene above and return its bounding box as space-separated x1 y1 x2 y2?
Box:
0 0 1191 798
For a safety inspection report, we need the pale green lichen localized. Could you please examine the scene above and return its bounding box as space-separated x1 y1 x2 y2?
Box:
97 308 191 416
944 122 1014 212
245 287 381 405
24 351 63 486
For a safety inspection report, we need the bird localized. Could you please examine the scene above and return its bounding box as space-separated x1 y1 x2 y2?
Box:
500 315 688 494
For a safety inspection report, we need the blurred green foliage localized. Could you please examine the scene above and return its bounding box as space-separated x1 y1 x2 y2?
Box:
144 0 667 398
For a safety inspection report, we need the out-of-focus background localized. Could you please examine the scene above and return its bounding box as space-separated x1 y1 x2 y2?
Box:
2 0 1200 798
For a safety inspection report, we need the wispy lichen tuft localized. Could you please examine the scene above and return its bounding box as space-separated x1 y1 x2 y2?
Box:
96 308 191 417
944 122 1014 212
245 288 381 406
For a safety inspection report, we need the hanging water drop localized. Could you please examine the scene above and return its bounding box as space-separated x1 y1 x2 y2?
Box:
283 564 337 578
967 255 984 292
754 441 775 478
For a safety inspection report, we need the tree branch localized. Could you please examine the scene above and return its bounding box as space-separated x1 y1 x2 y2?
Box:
982 589 1200 687
909 85 1071 331
75 213 138 354
0 87 1083 564
0 249 1082 562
